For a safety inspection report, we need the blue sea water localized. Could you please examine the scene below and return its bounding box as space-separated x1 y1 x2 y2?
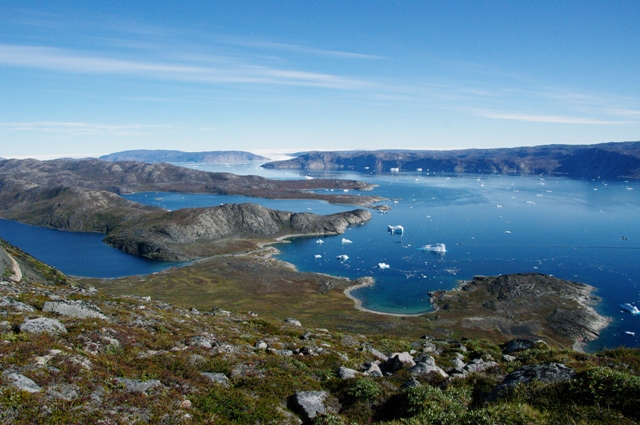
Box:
0 219 183 278
0 161 638 350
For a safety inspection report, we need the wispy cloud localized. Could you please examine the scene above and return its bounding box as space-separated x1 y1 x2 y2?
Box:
0 44 371 89
470 109 631 125
0 121 170 136
223 39 386 60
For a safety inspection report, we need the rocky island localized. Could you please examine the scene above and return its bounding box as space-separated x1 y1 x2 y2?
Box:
99 149 269 164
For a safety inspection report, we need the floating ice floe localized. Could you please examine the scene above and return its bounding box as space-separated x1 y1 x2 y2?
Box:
316 239 324 244
504 230 512 234
419 243 446 253
304 176 313 180
496 204 502 208
315 255 322 259
336 255 349 261
378 263 390 269
387 225 404 235
625 331 636 336
620 303 640 315
390 167 399 172
341 238 352 244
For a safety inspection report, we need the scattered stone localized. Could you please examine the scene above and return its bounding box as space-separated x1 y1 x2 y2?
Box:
337 366 360 379
285 318 302 327
401 378 422 389
290 391 332 422
300 331 314 340
180 399 192 409
187 354 205 365
269 348 294 357
255 341 268 350
465 358 498 374
386 352 416 372
43 300 108 320
336 352 349 362
114 378 164 395
0 296 35 312
503 338 547 354
19 317 67 335
340 335 358 347
364 362 383 377
486 362 576 402
450 357 466 369
502 354 517 362
413 354 437 366
3 370 41 393
200 372 230 387
189 335 213 349
363 344 388 362
46 383 79 401
409 362 448 379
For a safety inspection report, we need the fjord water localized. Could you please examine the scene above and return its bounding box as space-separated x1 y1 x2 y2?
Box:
0 219 183 278
0 161 638 350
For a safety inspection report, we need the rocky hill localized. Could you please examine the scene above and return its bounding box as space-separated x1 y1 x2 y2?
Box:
103 204 372 261
1 238 638 424
262 141 640 179
100 149 268 163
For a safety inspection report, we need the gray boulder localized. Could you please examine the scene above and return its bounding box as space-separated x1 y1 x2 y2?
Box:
189 335 213 348
43 300 107 320
363 344 388 362
290 391 334 422
285 318 302 327
3 370 41 393
114 378 164 394
401 377 422 388
385 352 416 372
200 372 230 387
486 362 576 401
0 297 35 312
465 358 498 374
409 362 448 379
46 383 79 401
503 338 547 354
19 317 67 335
364 362 383 377
337 366 359 379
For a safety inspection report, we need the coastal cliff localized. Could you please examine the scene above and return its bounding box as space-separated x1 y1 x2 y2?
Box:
262 141 640 179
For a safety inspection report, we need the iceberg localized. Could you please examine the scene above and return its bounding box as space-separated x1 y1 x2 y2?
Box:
378 263 390 269
620 303 640 315
314 254 322 259
342 238 352 244
387 225 404 235
336 254 349 261
316 239 324 244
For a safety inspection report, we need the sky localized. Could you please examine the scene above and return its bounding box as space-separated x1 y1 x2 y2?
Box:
1 1 639 159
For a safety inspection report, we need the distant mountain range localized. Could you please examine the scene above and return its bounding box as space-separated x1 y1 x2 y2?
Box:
100 149 268 163
262 141 640 180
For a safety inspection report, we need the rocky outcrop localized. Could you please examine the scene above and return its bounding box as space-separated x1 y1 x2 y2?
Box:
429 273 610 350
486 362 577 401
103 203 372 261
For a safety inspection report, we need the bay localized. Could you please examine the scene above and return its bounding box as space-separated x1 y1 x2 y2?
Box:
1 160 639 350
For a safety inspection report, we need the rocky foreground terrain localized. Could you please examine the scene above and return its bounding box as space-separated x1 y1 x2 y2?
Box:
262 141 640 179
1 238 639 424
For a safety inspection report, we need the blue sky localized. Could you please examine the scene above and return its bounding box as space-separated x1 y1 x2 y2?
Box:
1 1 639 159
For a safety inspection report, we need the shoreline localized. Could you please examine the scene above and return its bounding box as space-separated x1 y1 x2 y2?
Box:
343 277 429 317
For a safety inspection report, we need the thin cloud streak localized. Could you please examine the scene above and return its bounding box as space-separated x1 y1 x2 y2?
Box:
0 121 170 136
471 109 631 125
0 44 371 89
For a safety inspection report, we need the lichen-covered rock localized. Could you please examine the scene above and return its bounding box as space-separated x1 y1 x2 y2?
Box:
3 370 41 393
385 352 416 372
337 366 360 379
486 362 576 401
19 317 67 335
0 296 35 312
200 372 230 387
114 378 164 395
409 362 449 379
503 338 546 354
290 391 336 422
285 318 302 327
43 299 107 320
